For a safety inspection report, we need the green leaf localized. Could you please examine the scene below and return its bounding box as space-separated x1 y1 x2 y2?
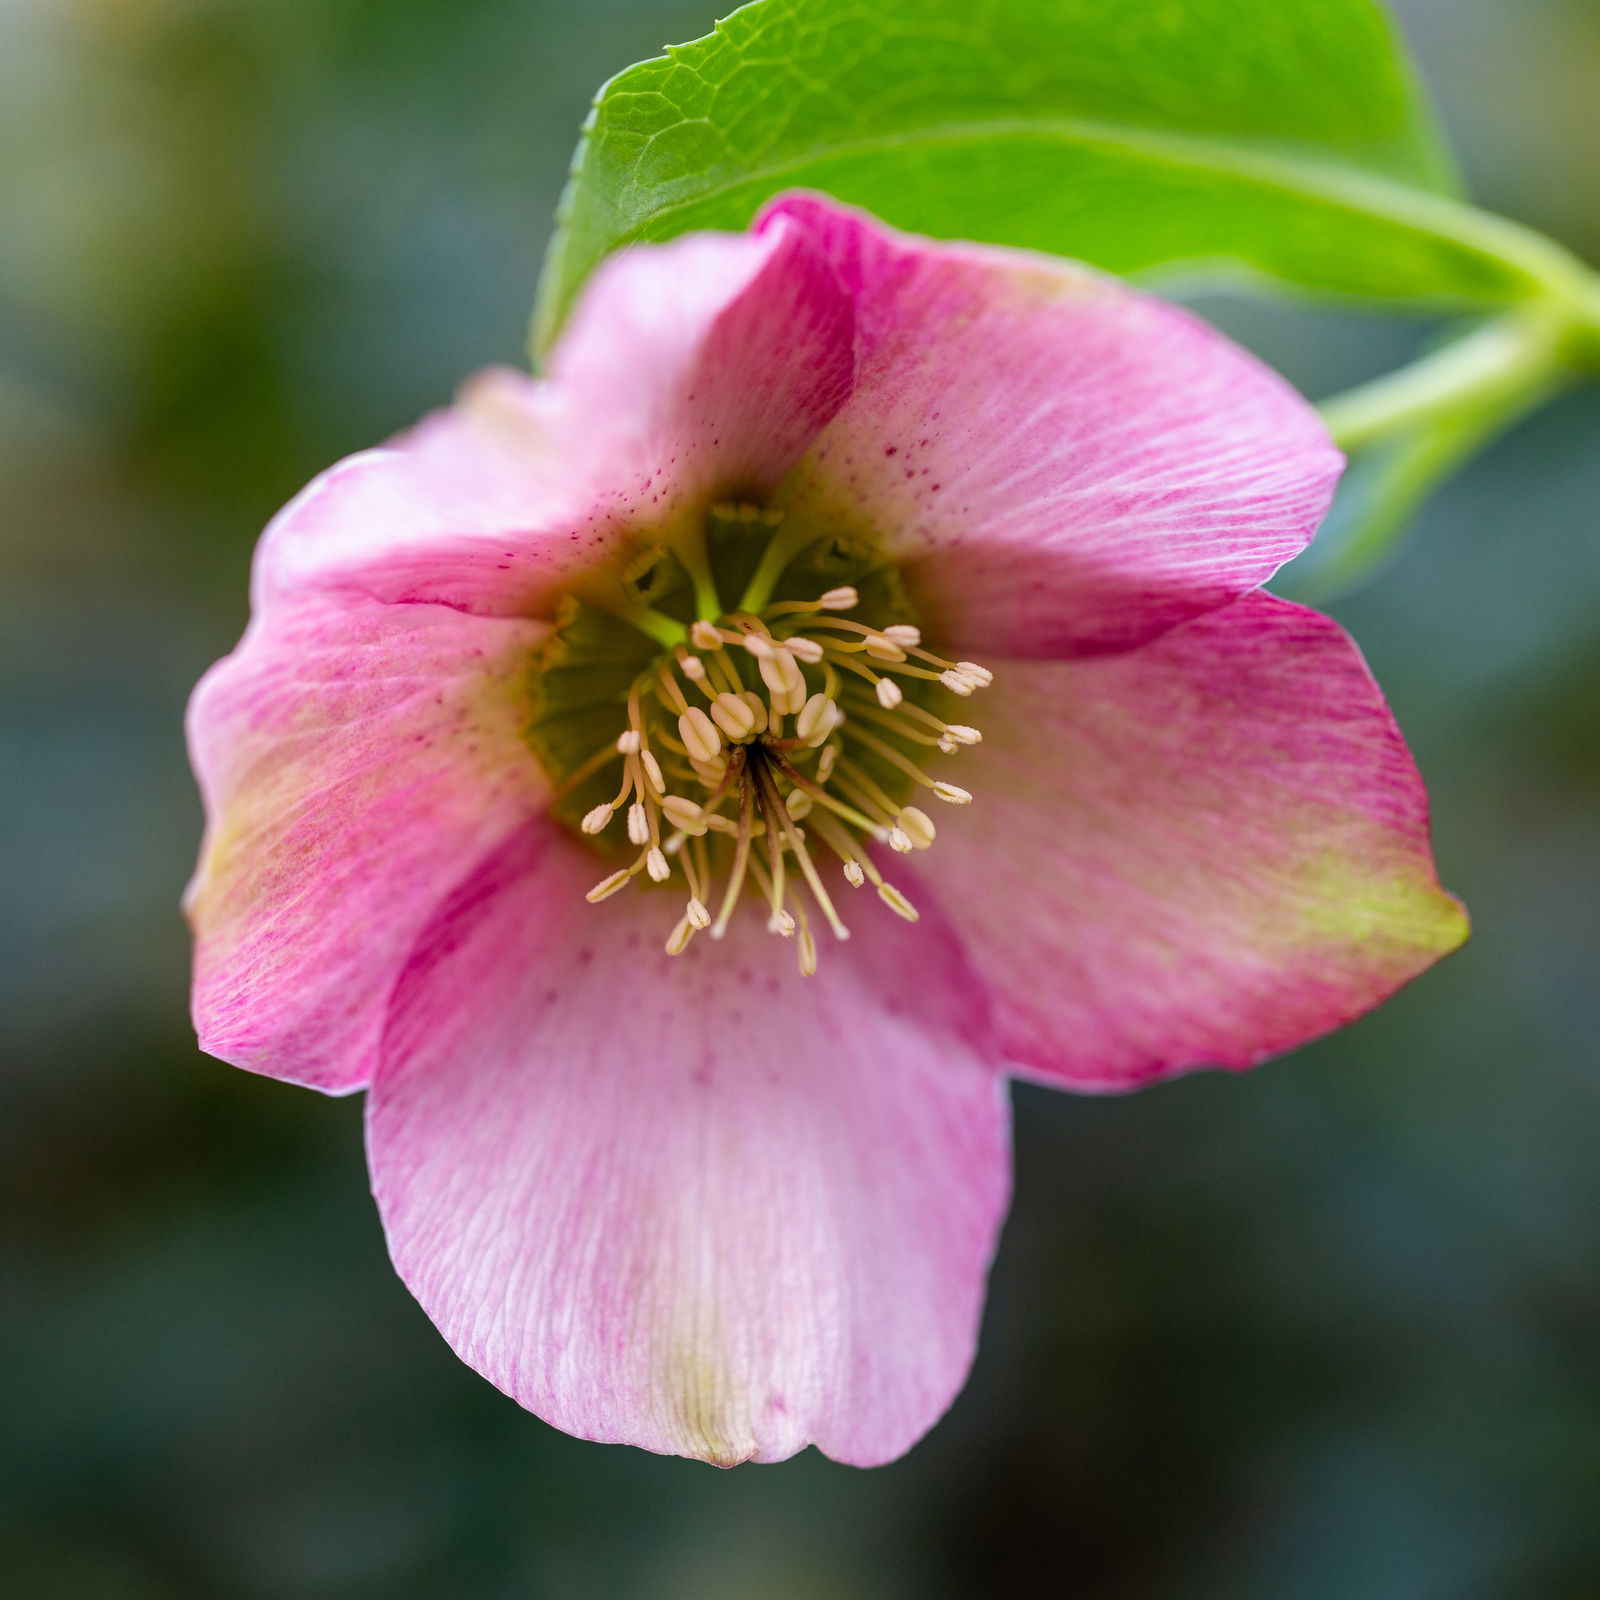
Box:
535 0 1554 352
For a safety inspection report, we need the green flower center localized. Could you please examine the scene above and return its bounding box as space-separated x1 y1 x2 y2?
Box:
527 504 991 973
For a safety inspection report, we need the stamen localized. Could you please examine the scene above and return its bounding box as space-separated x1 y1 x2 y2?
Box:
581 803 614 835
932 782 972 805
679 707 723 764
896 805 937 849
689 619 723 651
876 678 904 709
626 802 650 847
646 846 671 882
710 691 758 741
586 868 634 904
877 883 920 922
640 751 666 794
819 586 858 611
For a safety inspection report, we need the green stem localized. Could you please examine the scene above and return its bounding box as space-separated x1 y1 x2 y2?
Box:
1319 307 1570 452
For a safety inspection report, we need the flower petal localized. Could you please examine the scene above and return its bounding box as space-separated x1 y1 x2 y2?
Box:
258 217 854 618
186 596 547 1092
367 826 1009 1466
765 194 1342 659
907 592 1467 1088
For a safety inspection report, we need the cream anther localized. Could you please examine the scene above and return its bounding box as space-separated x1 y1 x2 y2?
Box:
887 827 914 853
646 847 671 882
768 908 797 936
586 868 633 904
796 692 835 743
678 707 722 764
818 586 859 611
786 635 825 664
664 914 696 955
686 897 711 929
875 678 904 710
785 790 813 820
679 654 707 682
740 691 770 735
898 805 936 848
877 883 920 922
640 751 666 793
797 927 818 977
843 861 866 887
616 730 642 754
932 782 972 805
883 624 922 648
817 745 839 782
863 634 907 662
956 661 994 686
580 803 614 835
689 620 723 651
939 670 975 696
944 724 982 744
710 692 758 740
626 802 650 846
661 795 708 834
741 633 775 659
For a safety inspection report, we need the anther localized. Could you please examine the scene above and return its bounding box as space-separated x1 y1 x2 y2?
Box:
665 914 696 955
586 869 633 904
795 692 836 743
686 897 711 929
710 692 758 740
661 795 708 834
863 634 907 662
932 782 972 805
689 620 723 651
938 670 975 696
646 847 671 882
678 707 723 764
883 624 921 648
739 691 769 735
616 730 642 754
817 745 839 782
797 926 818 977
956 662 994 686
785 790 813 820
680 654 708 683
843 861 866 887
877 883 920 922
818 587 858 611
786 635 825 664
640 751 666 793
580 803 614 835
897 805 937 848
768 908 797 937
944 724 982 745
875 678 904 709
887 827 915 853
626 802 650 846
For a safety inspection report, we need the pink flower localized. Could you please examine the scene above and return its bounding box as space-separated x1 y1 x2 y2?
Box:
185 195 1467 1466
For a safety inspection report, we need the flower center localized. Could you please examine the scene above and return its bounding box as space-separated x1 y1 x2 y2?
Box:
527 504 991 974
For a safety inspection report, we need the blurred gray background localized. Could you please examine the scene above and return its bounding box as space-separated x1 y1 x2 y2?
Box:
1 0 1597 1595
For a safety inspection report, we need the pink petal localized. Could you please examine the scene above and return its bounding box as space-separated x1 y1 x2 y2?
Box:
765 195 1343 659
367 825 1010 1466
258 218 854 618
186 597 547 1092
906 592 1467 1088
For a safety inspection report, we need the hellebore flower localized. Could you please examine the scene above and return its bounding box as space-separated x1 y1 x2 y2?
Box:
186 195 1466 1466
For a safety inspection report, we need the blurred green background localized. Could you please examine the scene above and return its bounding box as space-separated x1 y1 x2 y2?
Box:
2 0 1597 1594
